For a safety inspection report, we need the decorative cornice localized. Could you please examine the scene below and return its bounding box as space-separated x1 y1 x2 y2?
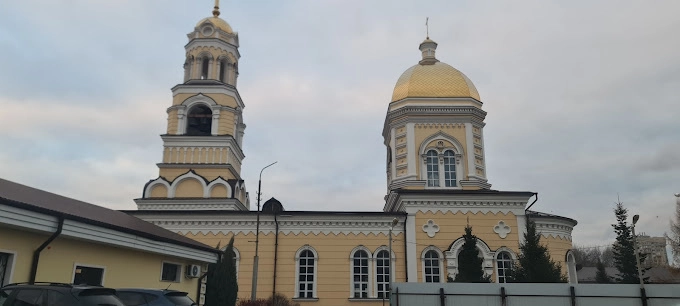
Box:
135 198 247 212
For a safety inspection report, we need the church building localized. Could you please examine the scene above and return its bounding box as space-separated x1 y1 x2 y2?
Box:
126 3 578 305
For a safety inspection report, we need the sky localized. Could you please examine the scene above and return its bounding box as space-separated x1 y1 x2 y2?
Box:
0 0 678 250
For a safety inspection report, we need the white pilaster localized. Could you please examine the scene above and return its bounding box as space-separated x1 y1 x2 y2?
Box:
405 209 417 282
406 123 416 176
176 108 186 134
479 126 487 179
464 123 475 178
211 108 220 136
390 128 397 181
208 59 214 79
516 214 527 246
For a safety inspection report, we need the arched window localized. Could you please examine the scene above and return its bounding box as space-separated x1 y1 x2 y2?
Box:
566 251 578 284
351 250 370 298
426 150 439 187
219 60 228 83
375 250 390 299
186 105 212 136
496 252 512 283
296 249 317 298
200 57 210 79
443 150 456 187
423 250 441 283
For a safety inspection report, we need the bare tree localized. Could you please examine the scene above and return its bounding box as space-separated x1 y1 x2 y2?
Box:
667 194 680 264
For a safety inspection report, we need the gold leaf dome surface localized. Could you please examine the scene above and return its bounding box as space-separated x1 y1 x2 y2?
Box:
196 17 233 34
391 61 480 102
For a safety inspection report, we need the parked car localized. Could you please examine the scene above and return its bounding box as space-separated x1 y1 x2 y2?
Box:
0 282 125 306
115 289 197 306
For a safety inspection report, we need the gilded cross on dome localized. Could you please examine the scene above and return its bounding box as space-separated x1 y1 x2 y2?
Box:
422 219 440 238
493 221 511 239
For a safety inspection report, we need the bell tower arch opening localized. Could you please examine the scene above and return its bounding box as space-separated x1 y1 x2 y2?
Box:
186 105 212 136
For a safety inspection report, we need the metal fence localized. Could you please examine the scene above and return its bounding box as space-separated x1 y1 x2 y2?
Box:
390 283 680 306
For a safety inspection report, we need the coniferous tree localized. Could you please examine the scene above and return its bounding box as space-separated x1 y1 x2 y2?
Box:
205 236 239 306
511 218 566 282
453 225 490 282
611 202 649 283
595 260 612 283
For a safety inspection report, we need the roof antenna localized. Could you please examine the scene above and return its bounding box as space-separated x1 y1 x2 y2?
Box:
166 283 172 290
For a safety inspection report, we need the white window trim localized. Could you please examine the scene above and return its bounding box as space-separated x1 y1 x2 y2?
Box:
160 261 183 283
372 247 396 299
565 250 578 284
493 247 517 283
420 246 444 283
72 263 107 286
349 246 372 299
0 249 17 286
294 245 318 299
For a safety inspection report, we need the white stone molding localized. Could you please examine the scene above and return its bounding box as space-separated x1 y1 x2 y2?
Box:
422 219 440 238
445 237 494 280
420 246 445 283
168 171 208 198
493 220 511 239
516 214 527 245
400 198 529 216
206 177 232 198
171 83 245 110
135 199 247 212
406 123 416 176
533 218 574 241
464 123 476 178
143 177 171 198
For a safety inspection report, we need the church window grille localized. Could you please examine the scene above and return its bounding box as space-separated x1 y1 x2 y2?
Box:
186 105 212 136
426 150 439 187
296 249 316 298
375 250 390 299
424 250 441 283
496 252 512 283
352 250 370 298
443 150 457 187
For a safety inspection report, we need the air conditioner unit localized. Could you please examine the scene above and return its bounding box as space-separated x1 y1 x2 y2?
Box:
187 264 201 278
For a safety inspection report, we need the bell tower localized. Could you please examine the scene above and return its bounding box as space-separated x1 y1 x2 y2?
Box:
135 1 249 211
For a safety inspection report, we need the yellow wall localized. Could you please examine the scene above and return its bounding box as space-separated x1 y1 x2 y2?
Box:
0 227 204 296
150 184 168 198
414 211 520 282
175 178 205 198
185 231 405 306
210 184 229 198
542 235 573 276
167 109 178 134
172 93 238 108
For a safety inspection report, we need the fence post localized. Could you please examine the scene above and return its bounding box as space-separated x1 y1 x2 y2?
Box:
570 286 576 306
640 287 648 306
439 287 446 306
500 287 507 306
395 287 399 306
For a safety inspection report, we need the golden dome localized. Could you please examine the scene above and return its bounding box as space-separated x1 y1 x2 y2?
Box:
196 17 233 34
391 38 480 102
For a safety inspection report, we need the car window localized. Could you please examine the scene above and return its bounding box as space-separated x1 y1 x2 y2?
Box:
78 289 125 306
11 289 43 306
47 290 70 306
116 292 147 306
142 294 158 304
164 293 195 306
0 289 12 306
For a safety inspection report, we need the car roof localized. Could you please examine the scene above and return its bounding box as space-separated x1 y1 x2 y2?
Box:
116 288 187 294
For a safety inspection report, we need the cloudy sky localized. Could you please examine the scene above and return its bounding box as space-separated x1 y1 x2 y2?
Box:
1 0 678 249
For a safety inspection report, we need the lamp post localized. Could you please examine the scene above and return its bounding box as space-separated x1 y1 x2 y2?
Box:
388 218 398 301
631 214 644 288
251 161 277 301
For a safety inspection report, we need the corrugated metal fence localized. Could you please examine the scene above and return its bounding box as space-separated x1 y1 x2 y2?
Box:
390 283 680 306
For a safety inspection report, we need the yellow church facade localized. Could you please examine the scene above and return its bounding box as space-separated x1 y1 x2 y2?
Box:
128 3 577 305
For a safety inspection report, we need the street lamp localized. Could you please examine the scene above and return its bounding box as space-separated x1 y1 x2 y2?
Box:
388 218 399 300
631 214 644 288
251 161 277 301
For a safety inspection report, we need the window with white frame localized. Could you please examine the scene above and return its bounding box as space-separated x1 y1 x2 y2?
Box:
426 150 439 187
351 250 370 298
423 250 441 283
0 252 14 286
375 250 390 299
443 150 457 187
296 249 317 298
496 252 512 283
161 262 181 282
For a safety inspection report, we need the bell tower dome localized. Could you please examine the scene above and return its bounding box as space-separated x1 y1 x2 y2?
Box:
135 1 249 211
